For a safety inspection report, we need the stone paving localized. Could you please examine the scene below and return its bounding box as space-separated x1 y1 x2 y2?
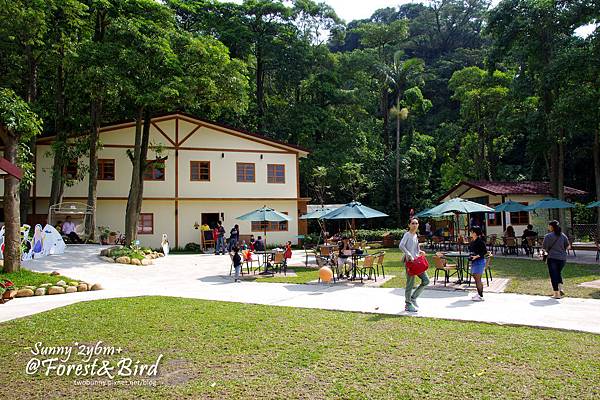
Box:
0 245 598 334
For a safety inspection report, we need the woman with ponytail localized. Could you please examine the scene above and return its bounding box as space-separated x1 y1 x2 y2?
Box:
542 220 570 299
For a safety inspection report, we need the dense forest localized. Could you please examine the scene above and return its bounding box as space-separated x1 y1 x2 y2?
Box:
1 0 599 261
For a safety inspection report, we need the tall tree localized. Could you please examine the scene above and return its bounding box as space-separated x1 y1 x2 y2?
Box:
0 89 42 273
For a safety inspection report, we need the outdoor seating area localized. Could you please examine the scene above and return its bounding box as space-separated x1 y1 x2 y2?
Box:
311 241 386 284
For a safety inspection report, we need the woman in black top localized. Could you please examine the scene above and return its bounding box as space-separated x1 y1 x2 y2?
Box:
468 226 488 301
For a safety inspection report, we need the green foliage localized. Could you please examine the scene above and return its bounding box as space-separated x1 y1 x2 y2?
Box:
341 228 406 242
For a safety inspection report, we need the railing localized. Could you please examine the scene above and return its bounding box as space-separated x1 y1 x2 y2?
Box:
570 224 599 242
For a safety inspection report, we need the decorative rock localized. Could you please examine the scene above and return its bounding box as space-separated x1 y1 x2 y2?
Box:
65 286 77 293
158 253 164 257
48 286 66 295
50 271 60 276
16 288 34 297
99 256 115 263
69 281 79 286
77 283 88 292
115 256 130 264
56 280 66 286
40 283 52 288
140 258 150 266
100 245 122 257
34 287 46 296
24 285 36 291
90 283 102 291
131 258 142 266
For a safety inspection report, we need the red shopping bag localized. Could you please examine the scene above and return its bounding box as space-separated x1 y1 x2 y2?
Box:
406 255 429 276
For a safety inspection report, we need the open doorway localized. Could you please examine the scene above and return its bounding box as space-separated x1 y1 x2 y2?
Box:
201 213 220 229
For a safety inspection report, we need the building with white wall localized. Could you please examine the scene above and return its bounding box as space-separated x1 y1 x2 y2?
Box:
11 112 310 248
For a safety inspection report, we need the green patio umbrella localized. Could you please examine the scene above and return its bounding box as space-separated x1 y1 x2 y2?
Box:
236 206 292 249
494 200 528 212
299 206 337 245
524 198 575 211
586 200 600 208
321 201 388 240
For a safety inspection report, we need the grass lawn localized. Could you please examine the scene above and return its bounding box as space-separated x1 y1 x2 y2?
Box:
256 249 600 298
0 297 598 399
1 268 74 288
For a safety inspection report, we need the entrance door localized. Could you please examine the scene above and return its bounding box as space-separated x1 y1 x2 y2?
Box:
201 213 220 229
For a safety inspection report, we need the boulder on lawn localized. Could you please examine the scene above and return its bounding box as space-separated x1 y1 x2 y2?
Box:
34 287 46 296
48 286 66 295
131 258 142 266
90 283 102 291
56 280 67 286
16 288 34 297
40 283 52 288
24 285 36 291
77 283 88 292
65 286 77 293
115 256 130 264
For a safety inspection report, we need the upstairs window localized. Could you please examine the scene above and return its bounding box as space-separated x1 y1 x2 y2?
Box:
267 164 285 184
236 162 255 183
143 160 165 181
97 159 115 180
190 161 210 181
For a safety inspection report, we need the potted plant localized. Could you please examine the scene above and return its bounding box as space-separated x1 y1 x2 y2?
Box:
1 279 17 303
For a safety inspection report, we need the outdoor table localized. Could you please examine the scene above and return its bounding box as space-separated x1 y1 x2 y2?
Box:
254 250 276 274
444 252 471 284
349 251 368 281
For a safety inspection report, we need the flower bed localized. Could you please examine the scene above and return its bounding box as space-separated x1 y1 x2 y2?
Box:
1 276 101 303
99 245 164 266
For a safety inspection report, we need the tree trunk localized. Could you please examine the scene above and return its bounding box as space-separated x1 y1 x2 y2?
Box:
49 44 68 212
1 130 22 273
135 110 152 221
594 127 600 241
382 89 390 149
85 98 102 240
395 97 401 217
557 129 565 227
256 44 265 131
125 109 144 245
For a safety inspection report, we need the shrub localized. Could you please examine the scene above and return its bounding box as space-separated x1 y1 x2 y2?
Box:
184 242 202 253
342 229 406 242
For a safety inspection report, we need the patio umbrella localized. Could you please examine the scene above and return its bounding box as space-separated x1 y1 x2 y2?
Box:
299 206 337 245
321 201 388 240
494 200 528 212
586 200 600 208
236 206 292 249
524 198 575 211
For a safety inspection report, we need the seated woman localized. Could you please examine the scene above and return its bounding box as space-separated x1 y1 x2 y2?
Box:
337 237 353 277
504 225 516 238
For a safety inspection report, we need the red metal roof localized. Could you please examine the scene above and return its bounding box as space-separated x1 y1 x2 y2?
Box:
439 180 587 202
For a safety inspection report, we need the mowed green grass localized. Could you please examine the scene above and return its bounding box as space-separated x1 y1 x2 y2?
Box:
257 249 600 298
1 268 74 288
0 297 598 399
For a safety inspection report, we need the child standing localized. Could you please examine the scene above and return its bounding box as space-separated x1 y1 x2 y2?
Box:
232 246 242 282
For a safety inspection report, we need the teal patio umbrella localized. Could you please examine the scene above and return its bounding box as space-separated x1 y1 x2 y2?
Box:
586 200 600 208
416 198 494 240
300 206 337 245
321 201 388 240
494 200 528 212
236 206 292 249
524 198 575 211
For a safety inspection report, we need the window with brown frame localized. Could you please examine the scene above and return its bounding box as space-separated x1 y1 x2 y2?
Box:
267 164 285 183
487 204 502 226
143 160 165 181
510 203 529 225
97 159 115 180
137 213 153 234
251 212 288 232
64 160 78 180
236 162 255 182
190 161 210 181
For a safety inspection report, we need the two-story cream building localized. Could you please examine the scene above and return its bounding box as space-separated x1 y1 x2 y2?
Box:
16 112 310 248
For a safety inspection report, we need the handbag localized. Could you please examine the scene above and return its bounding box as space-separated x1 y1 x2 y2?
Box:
541 235 560 262
406 255 429 276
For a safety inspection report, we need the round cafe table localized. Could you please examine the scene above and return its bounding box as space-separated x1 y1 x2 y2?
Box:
443 252 471 284
253 250 276 275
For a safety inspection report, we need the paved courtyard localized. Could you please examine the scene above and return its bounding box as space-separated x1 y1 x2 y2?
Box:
0 245 599 334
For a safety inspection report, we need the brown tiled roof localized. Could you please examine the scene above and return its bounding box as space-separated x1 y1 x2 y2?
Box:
438 180 587 202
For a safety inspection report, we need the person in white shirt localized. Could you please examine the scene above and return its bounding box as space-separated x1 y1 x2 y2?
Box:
61 216 83 243
399 217 429 312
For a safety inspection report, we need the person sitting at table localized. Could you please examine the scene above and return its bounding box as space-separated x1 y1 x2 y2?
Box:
521 224 537 254
62 216 83 244
254 236 265 252
504 225 516 238
468 226 488 302
337 237 353 277
249 235 256 251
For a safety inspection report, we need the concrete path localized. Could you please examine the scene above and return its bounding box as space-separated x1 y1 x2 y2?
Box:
0 245 599 334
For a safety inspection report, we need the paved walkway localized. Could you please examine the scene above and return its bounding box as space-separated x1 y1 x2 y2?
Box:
1 245 599 334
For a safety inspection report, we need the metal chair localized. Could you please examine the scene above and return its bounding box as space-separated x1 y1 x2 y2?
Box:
272 251 287 275
303 244 317 268
373 251 386 278
229 253 249 277
433 254 458 286
355 255 376 283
